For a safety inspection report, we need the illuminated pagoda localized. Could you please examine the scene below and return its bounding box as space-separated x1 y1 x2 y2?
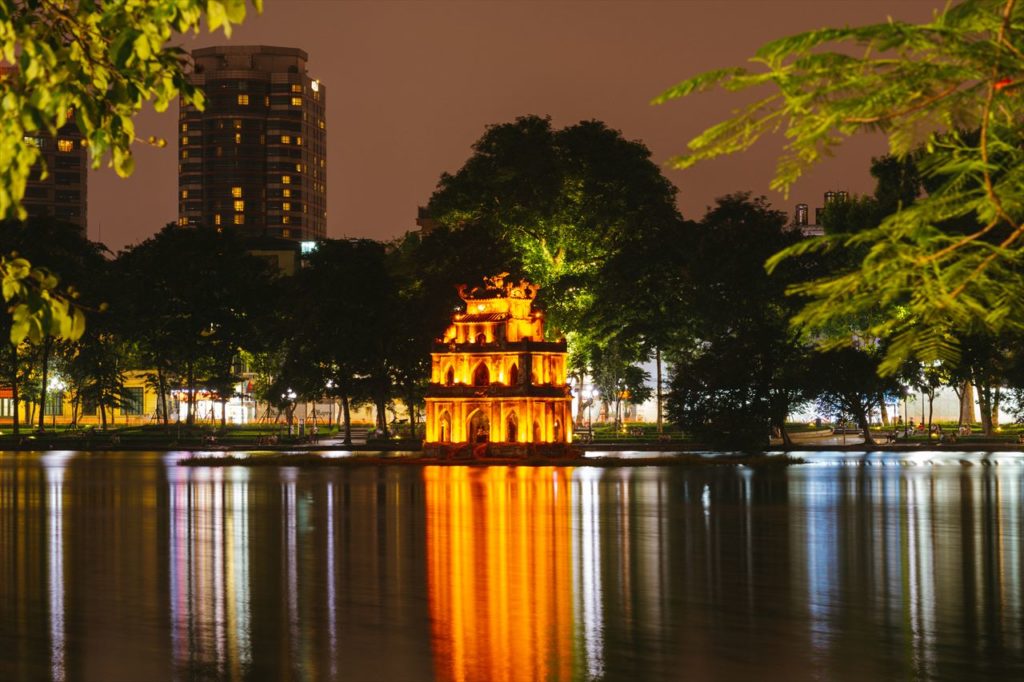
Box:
423 274 576 458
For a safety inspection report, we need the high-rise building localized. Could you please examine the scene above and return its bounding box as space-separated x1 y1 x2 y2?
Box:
1 65 89 231
177 46 327 241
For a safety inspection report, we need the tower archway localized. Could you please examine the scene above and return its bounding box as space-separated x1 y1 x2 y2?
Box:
439 410 452 442
506 412 518 443
469 409 490 443
472 362 490 387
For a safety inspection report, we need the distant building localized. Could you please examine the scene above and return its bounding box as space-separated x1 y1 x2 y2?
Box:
791 190 847 237
1 65 88 231
177 45 327 241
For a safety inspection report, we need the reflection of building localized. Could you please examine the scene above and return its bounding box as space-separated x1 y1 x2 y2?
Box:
1 66 89 230
178 45 327 241
425 466 574 680
423 275 574 457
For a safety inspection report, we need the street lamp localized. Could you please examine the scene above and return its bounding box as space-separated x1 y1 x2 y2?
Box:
48 375 66 430
282 389 297 435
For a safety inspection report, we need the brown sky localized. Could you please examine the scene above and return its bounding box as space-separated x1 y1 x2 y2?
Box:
89 0 950 251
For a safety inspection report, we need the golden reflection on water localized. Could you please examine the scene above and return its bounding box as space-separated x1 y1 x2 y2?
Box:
425 466 575 682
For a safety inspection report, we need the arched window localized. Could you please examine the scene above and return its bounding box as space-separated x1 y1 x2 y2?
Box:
553 419 562 443
439 411 452 442
444 366 455 386
533 421 542 443
509 363 519 386
472 362 490 387
506 412 518 443
469 410 489 443
476 332 486 344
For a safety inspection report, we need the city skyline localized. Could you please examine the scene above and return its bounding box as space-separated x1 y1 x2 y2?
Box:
88 0 947 251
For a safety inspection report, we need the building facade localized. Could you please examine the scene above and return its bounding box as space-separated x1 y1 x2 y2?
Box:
1 66 89 230
178 45 326 241
423 275 574 457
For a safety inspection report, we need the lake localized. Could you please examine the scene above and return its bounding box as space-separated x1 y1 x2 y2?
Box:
1 450 1022 681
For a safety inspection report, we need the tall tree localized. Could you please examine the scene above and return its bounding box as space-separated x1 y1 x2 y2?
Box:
114 225 273 426
425 115 682 336
662 195 813 448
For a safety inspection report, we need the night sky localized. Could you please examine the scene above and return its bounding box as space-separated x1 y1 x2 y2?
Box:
89 0 948 252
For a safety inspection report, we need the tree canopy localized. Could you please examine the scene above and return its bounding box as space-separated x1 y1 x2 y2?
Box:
425 114 683 335
655 0 1024 372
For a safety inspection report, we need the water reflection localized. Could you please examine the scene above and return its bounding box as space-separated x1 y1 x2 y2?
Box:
0 453 1023 680
167 465 252 678
425 466 575 681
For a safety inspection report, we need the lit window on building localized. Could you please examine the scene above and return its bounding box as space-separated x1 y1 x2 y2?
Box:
23 136 43 148
282 188 291 198
181 123 188 132
181 189 188 199
234 200 245 212
282 175 291 184
234 214 245 225
215 214 221 226
282 216 290 224
291 84 302 93
281 135 291 144
181 136 189 145
234 119 242 129
264 96 269 107
282 202 290 212
295 163 302 172
282 228 291 238
231 186 242 198
57 139 74 152
291 97 302 106
319 119 325 129
296 136 302 146
238 94 249 105
235 133 241 144
181 149 188 159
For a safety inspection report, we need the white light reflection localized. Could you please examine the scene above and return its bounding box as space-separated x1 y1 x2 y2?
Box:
326 482 338 680
167 463 253 675
906 473 936 678
572 468 604 679
282 467 299 668
42 452 73 682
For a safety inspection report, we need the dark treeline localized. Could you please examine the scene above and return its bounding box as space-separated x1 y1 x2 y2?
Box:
7 116 1024 447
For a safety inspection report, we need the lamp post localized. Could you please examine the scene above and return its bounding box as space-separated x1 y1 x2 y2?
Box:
48 376 66 430
283 389 297 435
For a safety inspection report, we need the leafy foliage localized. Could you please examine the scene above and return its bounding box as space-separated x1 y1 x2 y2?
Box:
0 0 260 346
0 0 261 219
656 0 1024 371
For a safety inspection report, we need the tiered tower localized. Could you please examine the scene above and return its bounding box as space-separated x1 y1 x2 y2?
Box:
423 275 574 458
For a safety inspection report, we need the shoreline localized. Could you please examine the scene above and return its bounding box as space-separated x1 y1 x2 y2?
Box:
2 440 1023 455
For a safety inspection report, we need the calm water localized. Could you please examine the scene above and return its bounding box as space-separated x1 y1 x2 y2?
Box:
1 451 1022 681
